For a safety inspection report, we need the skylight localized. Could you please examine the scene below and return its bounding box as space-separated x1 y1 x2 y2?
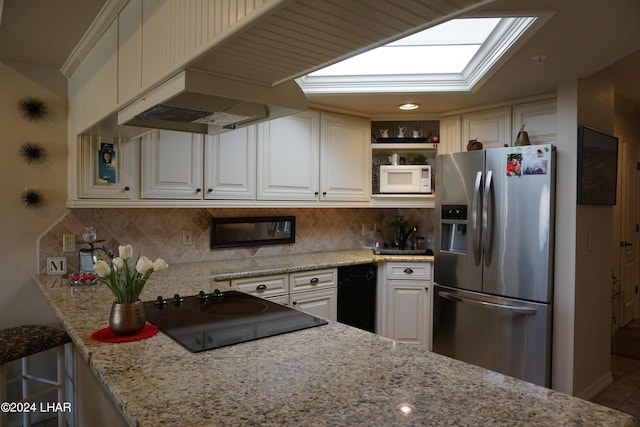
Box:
297 15 546 94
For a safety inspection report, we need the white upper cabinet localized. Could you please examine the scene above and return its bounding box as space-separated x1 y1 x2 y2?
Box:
79 135 133 200
258 110 370 202
258 110 320 201
320 112 371 201
204 127 257 199
512 99 557 144
462 107 512 149
141 130 204 199
438 115 462 154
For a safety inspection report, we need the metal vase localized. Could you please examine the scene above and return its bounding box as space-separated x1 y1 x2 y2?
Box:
109 300 146 336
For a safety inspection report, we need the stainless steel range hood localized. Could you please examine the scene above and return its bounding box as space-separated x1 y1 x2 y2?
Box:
117 69 307 135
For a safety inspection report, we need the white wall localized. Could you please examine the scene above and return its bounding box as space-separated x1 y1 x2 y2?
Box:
552 69 618 397
552 79 579 394
0 61 68 328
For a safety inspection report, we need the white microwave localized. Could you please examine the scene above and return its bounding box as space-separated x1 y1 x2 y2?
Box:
379 165 432 194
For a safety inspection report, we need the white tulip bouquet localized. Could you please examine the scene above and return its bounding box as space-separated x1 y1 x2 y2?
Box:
94 244 168 304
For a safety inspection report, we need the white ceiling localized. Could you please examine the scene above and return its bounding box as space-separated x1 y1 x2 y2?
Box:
1 0 638 118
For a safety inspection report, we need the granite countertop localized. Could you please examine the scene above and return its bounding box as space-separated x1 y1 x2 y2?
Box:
33 250 635 427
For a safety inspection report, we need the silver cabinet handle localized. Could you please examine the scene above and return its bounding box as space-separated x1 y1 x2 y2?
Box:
439 291 537 315
256 284 267 291
310 277 319 284
403 268 414 274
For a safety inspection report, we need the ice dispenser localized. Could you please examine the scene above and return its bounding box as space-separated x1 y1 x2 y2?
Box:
440 205 467 253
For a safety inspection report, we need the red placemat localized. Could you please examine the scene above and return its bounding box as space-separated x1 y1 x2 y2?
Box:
91 324 159 343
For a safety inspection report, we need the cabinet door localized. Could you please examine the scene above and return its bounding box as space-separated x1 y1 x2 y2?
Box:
141 130 204 199
291 287 337 321
512 99 557 144
257 110 320 200
320 113 371 201
264 294 289 306
462 107 511 149
386 282 429 348
438 115 463 154
79 136 132 199
204 127 256 199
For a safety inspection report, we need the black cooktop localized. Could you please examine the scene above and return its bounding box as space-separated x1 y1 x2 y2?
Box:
144 290 327 352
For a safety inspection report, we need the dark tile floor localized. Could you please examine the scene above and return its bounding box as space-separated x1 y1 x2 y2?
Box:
591 321 640 426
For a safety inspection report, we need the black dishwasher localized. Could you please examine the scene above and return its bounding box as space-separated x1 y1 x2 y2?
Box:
337 263 377 333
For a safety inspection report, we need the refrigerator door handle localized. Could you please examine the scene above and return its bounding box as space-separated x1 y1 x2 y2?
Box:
439 290 537 315
482 170 494 267
472 171 483 266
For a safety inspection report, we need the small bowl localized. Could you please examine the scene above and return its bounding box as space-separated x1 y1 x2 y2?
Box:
69 272 98 286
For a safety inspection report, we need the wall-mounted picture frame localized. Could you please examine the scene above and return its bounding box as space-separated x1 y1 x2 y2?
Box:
577 125 619 205
210 216 295 249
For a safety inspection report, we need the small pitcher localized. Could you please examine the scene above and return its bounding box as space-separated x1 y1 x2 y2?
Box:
397 127 406 138
412 130 423 138
379 129 390 138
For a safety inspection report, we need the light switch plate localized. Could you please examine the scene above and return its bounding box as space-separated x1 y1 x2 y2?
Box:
47 257 67 275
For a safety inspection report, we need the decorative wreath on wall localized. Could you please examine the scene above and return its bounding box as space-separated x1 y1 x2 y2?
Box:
17 96 50 209
19 141 47 164
23 188 43 207
17 96 48 121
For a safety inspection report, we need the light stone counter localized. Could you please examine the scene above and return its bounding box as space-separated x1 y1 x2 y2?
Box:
33 250 635 427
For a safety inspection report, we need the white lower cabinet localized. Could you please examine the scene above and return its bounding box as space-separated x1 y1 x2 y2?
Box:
290 287 337 320
383 261 431 349
231 268 337 321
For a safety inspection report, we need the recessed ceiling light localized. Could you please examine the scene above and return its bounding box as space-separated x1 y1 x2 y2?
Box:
398 103 420 110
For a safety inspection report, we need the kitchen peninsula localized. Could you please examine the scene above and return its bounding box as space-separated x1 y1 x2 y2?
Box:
34 251 635 427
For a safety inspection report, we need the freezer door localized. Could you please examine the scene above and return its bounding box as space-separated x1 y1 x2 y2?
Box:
432 284 551 387
435 150 484 292
483 145 555 302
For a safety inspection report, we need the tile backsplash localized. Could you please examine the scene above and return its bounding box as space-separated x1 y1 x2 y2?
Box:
38 207 434 273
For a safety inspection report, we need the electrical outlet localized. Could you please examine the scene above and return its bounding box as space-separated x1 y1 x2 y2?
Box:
63 234 76 252
182 230 193 246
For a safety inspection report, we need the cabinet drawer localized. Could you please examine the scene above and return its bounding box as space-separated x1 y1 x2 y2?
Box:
232 274 288 298
386 262 431 280
290 268 337 293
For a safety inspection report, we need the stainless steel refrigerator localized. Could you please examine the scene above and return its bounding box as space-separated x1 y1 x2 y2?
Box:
432 144 555 387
